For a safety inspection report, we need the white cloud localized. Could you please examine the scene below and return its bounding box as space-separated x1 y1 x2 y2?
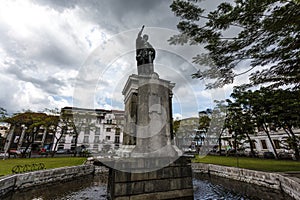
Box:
0 0 242 117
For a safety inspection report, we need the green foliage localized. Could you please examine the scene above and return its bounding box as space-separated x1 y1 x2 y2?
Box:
193 155 300 172
199 115 211 131
228 87 300 160
173 120 181 134
4 111 60 157
0 157 86 176
170 0 300 89
0 107 8 121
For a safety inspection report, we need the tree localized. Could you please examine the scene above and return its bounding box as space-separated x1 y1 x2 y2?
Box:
231 88 280 158
225 98 257 157
0 107 9 151
170 0 300 89
266 89 300 160
0 107 8 121
4 112 55 158
198 109 211 132
230 87 300 160
173 120 181 136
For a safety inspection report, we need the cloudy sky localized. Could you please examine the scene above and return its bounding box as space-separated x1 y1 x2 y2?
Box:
0 0 244 118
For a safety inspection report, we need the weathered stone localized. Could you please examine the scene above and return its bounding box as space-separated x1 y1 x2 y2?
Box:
146 171 158 180
192 163 300 200
154 179 170 192
131 181 145 195
144 180 155 193
0 165 95 197
114 170 129 182
131 172 148 181
170 178 182 190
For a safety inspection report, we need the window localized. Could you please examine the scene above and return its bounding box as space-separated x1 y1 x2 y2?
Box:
115 128 120 135
273 140 281 149
96 117 101 124
107 119 112 124
106 128 111 132
94 136 100 143
251 141 256 149
261 140 268 149
106 136 111 141
95 127 100 135
83 136 89 143
257 126 264 132
84 127 89 135
115 136 120 143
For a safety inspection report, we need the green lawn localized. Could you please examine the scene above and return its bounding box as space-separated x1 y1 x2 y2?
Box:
0 157 87 176
193 155 300 172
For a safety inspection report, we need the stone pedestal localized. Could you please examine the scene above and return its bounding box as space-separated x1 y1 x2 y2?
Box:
110 69 194 199
108 156 194 200
121 73 176 157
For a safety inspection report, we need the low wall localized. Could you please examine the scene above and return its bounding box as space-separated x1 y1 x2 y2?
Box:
192 163 300 200
0 164 95 197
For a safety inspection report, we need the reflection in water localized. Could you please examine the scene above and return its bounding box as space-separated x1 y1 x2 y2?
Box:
193 178 250 200
194 173 294 200
3 173 293 200
3 174 108 200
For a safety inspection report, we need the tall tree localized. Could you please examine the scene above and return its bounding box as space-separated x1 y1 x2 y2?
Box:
230 87 300 160
226 98 256 157
0 107 9 151
0 107 8 121
267 89 300 160
5 112 51 158
231 88 280 158
170 0 300 89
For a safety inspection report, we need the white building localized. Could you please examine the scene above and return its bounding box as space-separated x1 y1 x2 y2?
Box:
54 107 124 155
0 123 10 138
220 127 300 158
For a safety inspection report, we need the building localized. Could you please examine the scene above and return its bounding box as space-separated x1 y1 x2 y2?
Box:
54 107 124 155
0 123 10 151
221 127 300 157
0 123 10 138
3 113 58 155
181 111 300 159
175 117 199 150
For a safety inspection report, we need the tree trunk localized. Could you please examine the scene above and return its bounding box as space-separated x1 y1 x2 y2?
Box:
218 133 222 156
51 127 65 157
287 128 300 161
263 123 279 159
73 133 78 157
245 132 256 157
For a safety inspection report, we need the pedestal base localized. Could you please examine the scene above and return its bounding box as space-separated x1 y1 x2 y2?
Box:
107 156 194 200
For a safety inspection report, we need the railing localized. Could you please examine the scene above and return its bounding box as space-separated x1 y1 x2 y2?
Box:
12 163 46 174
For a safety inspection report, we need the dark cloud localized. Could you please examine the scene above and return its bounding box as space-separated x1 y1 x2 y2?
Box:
5 64 68 95
33 0 176 32
0 0 235 114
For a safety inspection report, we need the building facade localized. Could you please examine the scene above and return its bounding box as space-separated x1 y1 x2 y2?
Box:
54 107 124 155
3 113 57 155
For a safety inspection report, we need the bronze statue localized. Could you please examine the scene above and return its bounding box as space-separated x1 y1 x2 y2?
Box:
136 25 155 66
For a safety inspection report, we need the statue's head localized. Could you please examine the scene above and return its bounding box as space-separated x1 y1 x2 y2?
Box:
143 34 149 41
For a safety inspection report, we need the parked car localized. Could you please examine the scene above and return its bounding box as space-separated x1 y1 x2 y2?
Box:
56 149 69 154
16 147 31 155
0 152 8 158
278 152 294 160
263 151 275 159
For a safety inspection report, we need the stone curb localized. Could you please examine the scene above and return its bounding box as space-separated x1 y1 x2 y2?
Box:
192 163 300 200
0 164 95 197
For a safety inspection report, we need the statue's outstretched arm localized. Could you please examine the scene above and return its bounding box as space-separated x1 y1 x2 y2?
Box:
138 25 145 37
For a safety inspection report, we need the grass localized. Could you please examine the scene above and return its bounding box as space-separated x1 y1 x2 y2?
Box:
193 155 300 172
0 157 87 176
